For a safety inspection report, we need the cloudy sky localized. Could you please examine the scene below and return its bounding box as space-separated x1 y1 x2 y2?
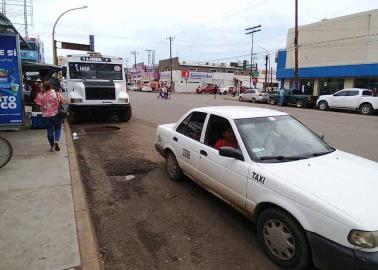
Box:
14 0 378 66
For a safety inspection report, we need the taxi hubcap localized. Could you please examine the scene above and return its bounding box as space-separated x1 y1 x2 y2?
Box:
263 219 296 261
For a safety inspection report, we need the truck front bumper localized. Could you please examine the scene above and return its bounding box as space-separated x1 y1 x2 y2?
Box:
69 104 131 113
307 232 378 270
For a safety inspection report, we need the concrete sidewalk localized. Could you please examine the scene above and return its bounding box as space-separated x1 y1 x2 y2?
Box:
0 127 81 270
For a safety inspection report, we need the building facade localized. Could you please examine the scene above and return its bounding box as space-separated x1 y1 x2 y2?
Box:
159 57 278 92
276 9 378 95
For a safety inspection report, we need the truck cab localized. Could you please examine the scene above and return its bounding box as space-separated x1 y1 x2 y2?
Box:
63 53 131 122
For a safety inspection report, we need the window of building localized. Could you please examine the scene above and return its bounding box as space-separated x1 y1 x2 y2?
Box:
319 78 344 95
209 69 217 73
299 79 315 94
189 68 197 71
176 112 207 142
354 78 378 91
227 70 234 73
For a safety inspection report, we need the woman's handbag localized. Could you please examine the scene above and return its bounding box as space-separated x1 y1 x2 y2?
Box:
55 90 67 119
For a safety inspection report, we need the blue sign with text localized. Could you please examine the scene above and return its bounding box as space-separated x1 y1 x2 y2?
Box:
0 35 23 126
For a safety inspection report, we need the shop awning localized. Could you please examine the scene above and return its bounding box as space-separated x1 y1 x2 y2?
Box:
0 13 31 49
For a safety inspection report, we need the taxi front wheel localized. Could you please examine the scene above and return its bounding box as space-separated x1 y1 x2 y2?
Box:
166 151 182 181
257 208 311 270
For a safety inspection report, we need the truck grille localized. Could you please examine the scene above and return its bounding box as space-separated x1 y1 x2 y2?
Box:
85 87 116 100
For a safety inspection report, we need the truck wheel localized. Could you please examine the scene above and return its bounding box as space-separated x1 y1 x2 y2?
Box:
318 101 329 111
118 107 132 122
359 103 373 115
296 100 304 108
257 208 311 270
269 98 276 105
166 151 182 181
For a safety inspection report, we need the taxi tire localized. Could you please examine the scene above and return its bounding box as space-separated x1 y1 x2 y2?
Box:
166 151 182 181
257 208 311 270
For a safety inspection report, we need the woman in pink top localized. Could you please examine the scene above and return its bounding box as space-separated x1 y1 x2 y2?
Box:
35 81 64 152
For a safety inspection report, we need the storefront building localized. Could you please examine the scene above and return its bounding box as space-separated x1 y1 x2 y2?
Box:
159 57 279 92
276 9 378 96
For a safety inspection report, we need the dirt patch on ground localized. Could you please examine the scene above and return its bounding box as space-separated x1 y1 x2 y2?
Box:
73 118 281 270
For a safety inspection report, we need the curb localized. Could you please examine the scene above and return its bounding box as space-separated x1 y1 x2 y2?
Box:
64 122 103 270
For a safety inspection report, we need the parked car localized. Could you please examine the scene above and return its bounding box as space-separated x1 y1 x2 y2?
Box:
317 88 378 115
196 84 217 94
230 86 249 96
218 86 233 95
127 83 138 91
269 89 316 108
155 106 378 270
239 88 269 103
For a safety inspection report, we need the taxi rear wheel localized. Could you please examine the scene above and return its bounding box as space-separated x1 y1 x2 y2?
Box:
257 208 311 270
166 151 182 181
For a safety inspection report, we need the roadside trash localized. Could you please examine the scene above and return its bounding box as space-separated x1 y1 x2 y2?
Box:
72 132 79 140
111 175 136 182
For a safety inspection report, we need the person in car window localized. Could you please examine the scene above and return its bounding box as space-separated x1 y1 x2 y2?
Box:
214 127 238 150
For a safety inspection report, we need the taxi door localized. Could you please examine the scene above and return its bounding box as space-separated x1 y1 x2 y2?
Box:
173 111 208 179
197 115 250 210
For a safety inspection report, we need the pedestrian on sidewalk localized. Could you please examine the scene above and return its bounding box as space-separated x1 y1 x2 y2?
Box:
35 81 64 152
157 84 164 99
279 87 285 106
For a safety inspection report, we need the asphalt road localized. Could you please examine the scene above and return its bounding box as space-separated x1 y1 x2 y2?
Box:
131 91 378 162
73 92 377 270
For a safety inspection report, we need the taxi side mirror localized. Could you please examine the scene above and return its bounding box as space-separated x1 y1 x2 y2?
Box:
219 147 244 161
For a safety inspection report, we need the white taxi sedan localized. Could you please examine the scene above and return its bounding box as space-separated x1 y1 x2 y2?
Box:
155 106 378 270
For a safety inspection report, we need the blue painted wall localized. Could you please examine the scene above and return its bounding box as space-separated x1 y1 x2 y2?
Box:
276 50 378 79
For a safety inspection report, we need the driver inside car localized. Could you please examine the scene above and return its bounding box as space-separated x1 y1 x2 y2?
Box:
214 127 239 150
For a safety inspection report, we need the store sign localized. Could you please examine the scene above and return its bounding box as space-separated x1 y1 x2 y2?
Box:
181 70 189 78
0 35 23 126
189 72 213 79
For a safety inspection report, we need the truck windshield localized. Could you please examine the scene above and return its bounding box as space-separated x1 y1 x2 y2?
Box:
235 115 334 162
68 62 123 80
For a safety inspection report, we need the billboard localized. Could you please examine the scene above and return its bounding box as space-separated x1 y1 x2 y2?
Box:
0 35 23 126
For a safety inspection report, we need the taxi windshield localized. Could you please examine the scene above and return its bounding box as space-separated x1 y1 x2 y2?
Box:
235 115 334 162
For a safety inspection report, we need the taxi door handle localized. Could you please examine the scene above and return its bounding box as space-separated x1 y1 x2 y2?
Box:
173 137 178 142
200 150 208 156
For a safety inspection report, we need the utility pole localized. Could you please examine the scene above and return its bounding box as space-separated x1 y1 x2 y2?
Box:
294 0 299 90
264 54 268 92
245 25 261 88
130 50 139 69
270 67 273 91
167 36 175 90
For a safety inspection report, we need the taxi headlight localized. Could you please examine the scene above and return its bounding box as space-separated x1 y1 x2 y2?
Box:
348 230 378 248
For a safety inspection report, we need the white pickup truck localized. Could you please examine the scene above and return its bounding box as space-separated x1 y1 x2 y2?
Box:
155 106 378 270
317 88 378 115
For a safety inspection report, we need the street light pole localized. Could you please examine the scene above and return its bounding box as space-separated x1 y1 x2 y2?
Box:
260 46 271 91
294 0 299 90
245 25 261 88
167 36 175 90
52 6 88 65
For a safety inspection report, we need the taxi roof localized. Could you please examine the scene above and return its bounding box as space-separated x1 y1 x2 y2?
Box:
193 106 288 119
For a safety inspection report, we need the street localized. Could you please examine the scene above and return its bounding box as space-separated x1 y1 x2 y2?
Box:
72 92 377 270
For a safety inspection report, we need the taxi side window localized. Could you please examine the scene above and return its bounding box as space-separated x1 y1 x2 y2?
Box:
205 115 235 148
176 112 207 141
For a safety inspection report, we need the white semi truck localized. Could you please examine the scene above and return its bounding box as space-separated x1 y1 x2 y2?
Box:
62 53 131 122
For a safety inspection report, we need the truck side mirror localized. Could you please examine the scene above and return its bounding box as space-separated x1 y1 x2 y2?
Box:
62 66 67 77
